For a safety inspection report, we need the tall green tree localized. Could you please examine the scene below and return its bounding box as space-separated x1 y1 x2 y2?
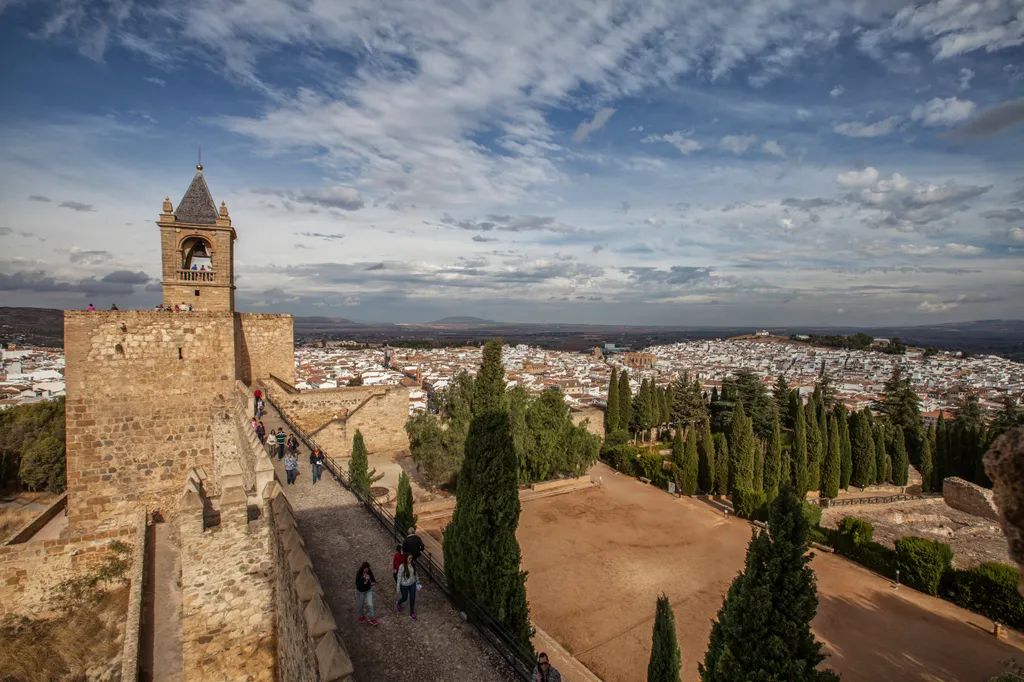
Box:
679 427 699 495
699 486 839 682
659 386 672 431
920 430 934 493
728 400 756 494
444 339 534 655
605 367 620 434
935 412 948 486
0 396 66 493
805 399 823 493
849 411 876 487
792 400 809 497
873 423 888 485
349 430 383 498
713 434 730 495
774 375 791 429
820 415 841 499
874 364 923 465
990 395 1023 440
395 470 416 534
837 407 852 490
648 594 682 682
671 427 684 468
764 417 783 503
816 371 837 408
954 393 984 432
619 371 633 438
889 425 910 486
698 418 716 494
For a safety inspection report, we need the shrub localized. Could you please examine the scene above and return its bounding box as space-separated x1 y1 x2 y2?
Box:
634 452 670 489
895 536 953 595
855 541 898 580
807 526 829 545
802 502 822 529
951 562 1024 629
732 488 767 520
835 517 874 555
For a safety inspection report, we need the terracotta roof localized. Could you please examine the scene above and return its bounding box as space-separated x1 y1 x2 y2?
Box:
175 168 219 225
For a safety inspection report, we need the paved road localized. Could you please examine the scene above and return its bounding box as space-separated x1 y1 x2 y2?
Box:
260 402 517 682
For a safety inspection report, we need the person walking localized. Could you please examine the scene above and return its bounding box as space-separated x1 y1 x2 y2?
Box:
310 447 325 485
395 553 421 620
392 545 405 585
284 451 298 485
253 388 262 417
533 653 561 682
288 433 299 457
275 429 286 460
402 526 425 561
267 428 277 455
355 562 379 626
256 421 266 444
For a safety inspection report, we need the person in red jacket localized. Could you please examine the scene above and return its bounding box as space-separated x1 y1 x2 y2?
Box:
253 389 262 417
392 544 405 585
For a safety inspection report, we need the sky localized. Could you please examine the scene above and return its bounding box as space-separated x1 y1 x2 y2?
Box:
0 0 1023 326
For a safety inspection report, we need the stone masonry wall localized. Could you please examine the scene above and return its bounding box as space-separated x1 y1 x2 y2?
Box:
943 476 1000 521
64 311 237 535
235 313 295 387
572 407 606 438
179 479 275 681
268 384 410 459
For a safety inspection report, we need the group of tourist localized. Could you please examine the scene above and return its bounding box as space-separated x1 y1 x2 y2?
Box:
153 303 195 312
85 303 119 310
190 263 212 271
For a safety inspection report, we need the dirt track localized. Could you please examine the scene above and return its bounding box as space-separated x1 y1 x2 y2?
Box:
515 463 1024 682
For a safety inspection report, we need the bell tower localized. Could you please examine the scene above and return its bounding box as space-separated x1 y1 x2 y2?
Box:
157 164 237 312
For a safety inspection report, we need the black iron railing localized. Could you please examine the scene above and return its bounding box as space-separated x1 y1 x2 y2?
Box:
264 390 535 680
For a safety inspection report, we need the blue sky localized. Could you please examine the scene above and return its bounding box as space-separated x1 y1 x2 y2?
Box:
0 0 1022 326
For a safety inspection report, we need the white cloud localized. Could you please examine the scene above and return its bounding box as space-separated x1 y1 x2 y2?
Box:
720 134 756 155
572 108 616 143
835 167 881 189
958 68 974 91
918 300 958 313
642 130 702 155
911 97 976 127
829 85 845 98
900 243 984 256
833 117 901 138
1011 227 1024 242
761 139 785 157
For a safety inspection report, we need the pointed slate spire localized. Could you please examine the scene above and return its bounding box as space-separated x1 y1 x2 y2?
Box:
174 165 219 225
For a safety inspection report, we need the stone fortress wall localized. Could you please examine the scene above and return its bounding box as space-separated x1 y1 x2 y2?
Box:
265 379 410 458
943 476 1000 521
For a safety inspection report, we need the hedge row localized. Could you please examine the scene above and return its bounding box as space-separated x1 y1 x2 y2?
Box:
823 516 1024 628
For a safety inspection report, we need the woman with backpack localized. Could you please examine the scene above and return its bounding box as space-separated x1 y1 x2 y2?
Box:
395 553 421 621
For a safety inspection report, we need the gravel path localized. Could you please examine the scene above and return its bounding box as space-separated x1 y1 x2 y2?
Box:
261 404 516 682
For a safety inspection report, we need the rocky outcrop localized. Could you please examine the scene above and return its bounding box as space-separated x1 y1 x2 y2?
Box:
984 428 1024 594
943 476 999 521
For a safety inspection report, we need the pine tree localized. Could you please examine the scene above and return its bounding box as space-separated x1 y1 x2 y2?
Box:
395 470 416 534
792 400 809 497
919 431 934 493
873 423 888 485
647 594 682 682
605 367 620 434
820 415 841 499
619 371 633 438
444 339 534 654
714 435 730 495
679 428 699 495
349 429 383 498
728 400 756 494
698 418 716 494
699 486 839 682
764 417 783 503
890 425 909 486
838 407 852 490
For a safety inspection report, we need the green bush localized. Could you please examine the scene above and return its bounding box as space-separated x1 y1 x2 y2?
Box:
853 541 898 580
807 526 829 545
835 517 874 555
634 452 670 489
895 536 953 595
802 502 822 528
951 562 1024 629
732 488 767 520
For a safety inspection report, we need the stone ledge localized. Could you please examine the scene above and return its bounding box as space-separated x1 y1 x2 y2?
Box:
304 593 337 639
315 631 355 682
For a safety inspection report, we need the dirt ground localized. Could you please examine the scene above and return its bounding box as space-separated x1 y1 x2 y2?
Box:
821 497 1011 569
510 463 1024 682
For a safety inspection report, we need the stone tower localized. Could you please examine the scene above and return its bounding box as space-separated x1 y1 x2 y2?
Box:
158 164 236 311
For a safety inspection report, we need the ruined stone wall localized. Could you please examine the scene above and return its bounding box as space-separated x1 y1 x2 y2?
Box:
943 476 999 521
179 481 275 681
270 384 410 458
235 313 295 387
64 311 237 534
572 407 606 438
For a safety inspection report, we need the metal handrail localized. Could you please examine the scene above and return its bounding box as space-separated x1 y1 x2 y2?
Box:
264 391 535 680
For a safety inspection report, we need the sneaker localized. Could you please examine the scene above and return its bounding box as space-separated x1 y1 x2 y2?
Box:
358 615 365 624
396 601 402 613
370 618 378 626
411 613 417 621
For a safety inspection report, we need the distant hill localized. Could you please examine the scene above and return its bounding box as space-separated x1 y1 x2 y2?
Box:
0 307 64 347
428 316 498 326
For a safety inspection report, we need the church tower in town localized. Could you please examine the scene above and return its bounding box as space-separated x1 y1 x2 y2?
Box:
157 164 237 311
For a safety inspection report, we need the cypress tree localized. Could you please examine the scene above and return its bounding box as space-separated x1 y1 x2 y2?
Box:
884 455 893 483
670 427 684 468
647 594 682 682
395 470 416 534
820 415 841 499
728 400 756 494
349 430 382 498
774 375 791 429
618 371 633 438
889 425 909 486
444 339 534 654
792 400 808 497
935 413 947 487
812 405 827 492
605 367 620 434
680 427 699 495
873 423 888 485
698 418 716 494
920 432 934 493
699 486 839 682
714 435 730 495
764 417 783 503
711 385 719 403
838 407 852 490
804 401 822 494
662 385 675 429
850 411 875 487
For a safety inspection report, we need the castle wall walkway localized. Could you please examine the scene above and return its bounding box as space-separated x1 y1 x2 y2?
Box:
258 402 516 682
